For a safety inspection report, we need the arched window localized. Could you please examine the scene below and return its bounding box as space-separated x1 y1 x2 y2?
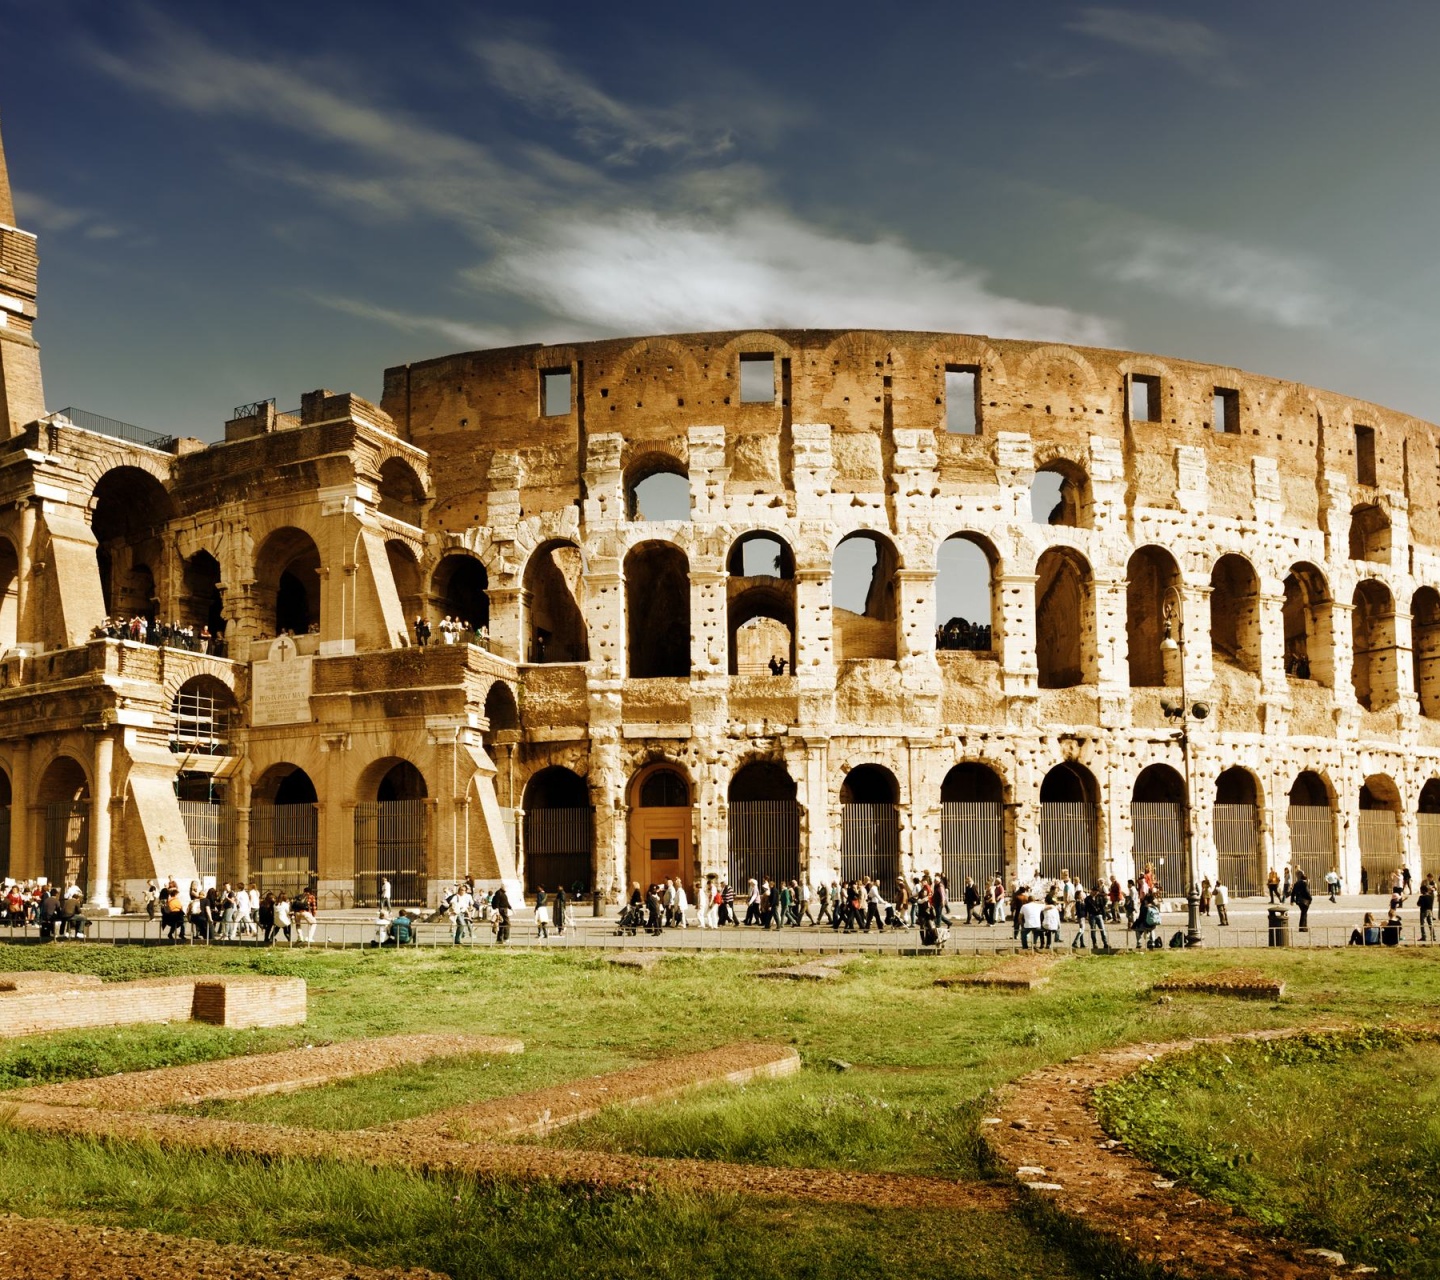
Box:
1126 547 1183 688
728 761 800 889
940 763 1005 888
1209 554 1261 674
254 527 322 637
523 540 588 663
935 534 995 652
626 454 690 521
433 554 490 635
355 759 428 907
1030 461 1090 527
840 765 901 885
639 768 690 807
1129 764 1184 887
386 541 423 634
1214 767 1262 896
728 533 796 675
92 467 174 619
626 541 690 677
522 767 593 895
1351 579 1397 711
252 764 318 900
1419 779 1440 882
1349 503 1390 563
1286 771 1334 890
1038 762 1099 884
1358 774 1401 893
171 676 237 755
832 531 899 662
1035 548 1093 688
38 757 90 894
1282 563 1333 686
180 551 225 646
1412 587 1440 718
377 458 425 525
0 537 18 654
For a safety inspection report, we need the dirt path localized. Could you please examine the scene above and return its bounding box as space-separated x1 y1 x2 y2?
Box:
13 1034 523 1110
0 1212 444 1279
987 1029 1353 1279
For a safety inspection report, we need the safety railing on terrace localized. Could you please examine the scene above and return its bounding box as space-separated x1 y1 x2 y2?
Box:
44 407 175 451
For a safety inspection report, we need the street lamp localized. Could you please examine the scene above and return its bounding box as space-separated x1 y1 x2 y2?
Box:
1159 587 1204 948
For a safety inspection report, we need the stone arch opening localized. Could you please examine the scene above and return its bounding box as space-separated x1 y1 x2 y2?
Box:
0 765 10 880
1214 767 1263 896
1351 579 1397 711
432 553 490 638
625 541 690 678
1412 587 1440 718
1210 553 1261 674
522 766 593 896
1419 778 1440 881
1126 546 1182 687
254 527 322 638
629 762 694 888
833 531 899 662
728 760 800 890
385 541 423 637
1286 770 1335 890
1349 503 1391 563
481 680 520 808
840 763 901 886
940 762 1006 888
626 453 690 521
179 550 225 647
1359 773 1403 894
92 466 174 619
522 539 587 664
1030 460 1090 527
935 533 995 652
251 763 318 900
1038 761 1099 884
354 758 428 907
0 536 18 654
1130 764 1185 889
728 533 795 676
1282 562 1333 686
38 755 90 895
171 674 237 756
1035 547 1093 689
377 457 426 525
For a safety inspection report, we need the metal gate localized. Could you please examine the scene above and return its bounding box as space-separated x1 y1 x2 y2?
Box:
1420 813 1440 881
727 800 800 889
523 806 594 895
354 800 428 906
1129 801 1184 892
250 802 317 901
1038 802 1096 883
840 803 900 885
178 801 238 885
1358 809 1400 892
43 802 90 893
0 805 9 880
1215 803 1261 896
941 801 1004 890
1287 804 1334 889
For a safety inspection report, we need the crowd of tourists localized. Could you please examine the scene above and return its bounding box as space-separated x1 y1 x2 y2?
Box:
2 880 91 938
143 878 319 944
92 616 226 656
412 616 488 647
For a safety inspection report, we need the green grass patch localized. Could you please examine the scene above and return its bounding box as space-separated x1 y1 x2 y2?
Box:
1096 1028 1440 1276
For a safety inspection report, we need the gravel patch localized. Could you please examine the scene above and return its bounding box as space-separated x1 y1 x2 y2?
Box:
935 955 1061 990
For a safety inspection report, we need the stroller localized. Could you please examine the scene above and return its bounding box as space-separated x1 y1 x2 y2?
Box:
615 900 645 936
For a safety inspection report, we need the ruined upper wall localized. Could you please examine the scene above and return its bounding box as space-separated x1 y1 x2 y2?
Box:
380 330 1440 550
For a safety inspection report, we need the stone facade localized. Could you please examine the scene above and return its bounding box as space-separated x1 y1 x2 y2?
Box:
1 120 1438 906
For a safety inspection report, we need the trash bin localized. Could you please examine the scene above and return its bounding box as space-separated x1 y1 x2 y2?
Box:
592 890 603 918
1267 907 1290 948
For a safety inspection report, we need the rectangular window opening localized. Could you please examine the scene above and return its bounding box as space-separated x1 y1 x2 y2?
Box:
740 353 776 404
1213 387 1240 434
1129 374 1160 423
945 365 979 434
1355 424 1377 487
541 367 572 417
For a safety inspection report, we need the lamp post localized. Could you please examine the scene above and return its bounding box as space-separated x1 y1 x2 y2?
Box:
1159 586 1204 948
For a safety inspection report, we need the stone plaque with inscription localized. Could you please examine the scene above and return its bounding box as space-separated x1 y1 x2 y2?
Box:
251 635 314 726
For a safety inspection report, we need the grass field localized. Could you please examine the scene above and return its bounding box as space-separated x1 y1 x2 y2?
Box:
0 943 1435 1277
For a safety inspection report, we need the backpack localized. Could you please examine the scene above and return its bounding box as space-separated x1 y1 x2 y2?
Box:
1168 930 1186 949
1143 905 1161 928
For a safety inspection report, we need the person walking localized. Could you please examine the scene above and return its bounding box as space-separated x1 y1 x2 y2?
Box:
553 885 568 937
1212 875 1229 927
1418 877 1436 942
1086 883 1111 951
380 877 392 911
1325 867 1341 903
534 886 550 940
491 884 512 943
1291 869 1313 932
1018 893 1043 950
1267 867 1281 902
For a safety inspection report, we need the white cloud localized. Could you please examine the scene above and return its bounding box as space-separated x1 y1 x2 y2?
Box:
11 189 91 233
308 294 518 350
1067 8 1232 80
473 208 1115 344
1099 226 1339 329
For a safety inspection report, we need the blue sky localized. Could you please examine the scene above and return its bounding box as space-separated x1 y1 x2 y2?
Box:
4 0 1440 439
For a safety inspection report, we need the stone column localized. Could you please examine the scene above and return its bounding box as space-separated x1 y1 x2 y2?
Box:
487 586 525 665
14 498 35 650
8 737 29 879
799 737 831 883
998 571 1038 697
88 728 115 910
317 732 351 907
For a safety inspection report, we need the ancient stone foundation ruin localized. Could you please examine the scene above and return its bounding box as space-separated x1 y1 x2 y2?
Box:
0 119 1438 908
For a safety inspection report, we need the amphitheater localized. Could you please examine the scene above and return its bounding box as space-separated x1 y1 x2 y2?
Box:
1 125 1438 913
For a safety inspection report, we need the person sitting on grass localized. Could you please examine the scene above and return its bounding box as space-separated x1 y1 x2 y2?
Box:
1349 912 1382 946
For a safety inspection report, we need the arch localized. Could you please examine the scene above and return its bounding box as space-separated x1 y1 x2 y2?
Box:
1412 587 1440 718
0 764 10 881
940 762 1006 889
482 680 519 809
727 532 794 579
1030 459 1090 527
636 766 691 808
935 533 995 652
1035 547 1093 689
625 540 690 677
1351 579 1397 711
1126 546 1182 687
254 527 322 637
353 758 428 907
832 531 899 662
0 535 17 654
1039 761 1099 884
482 680 519 735
628 761 694 888
179 550 225 645
1419 778 1440 881
432 553 490 636
1213 766 1262 896
92 466 174 619
38 755 91 894
626 453 691 521
728 533 796 676
377 457 426 525
1209 554 1261 675
1359 772 1403 893
522 766 593 895
840 764 900 885
251 764 317 899
171 674 238 755
1286 769 1335 891
728 760 800 889
1348 502 1391 563
1129 764 1185 891
522 539 588 664
386 540 424 636
1282 562 1333 686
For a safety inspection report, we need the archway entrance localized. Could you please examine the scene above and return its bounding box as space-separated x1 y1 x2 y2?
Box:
727 762 800 890
1358 775 1401 893
839 765 900 885
38 757 90 894
1420 779 1440 882
1286 771 1334 890
92 467 173 620
255 529 322 637
628 764 693 890
940 763 1004 889
251 765 318 900
522 767 593 896
1214 768 1262 895
0 768 10 880
1129 764 1185 890
355 760 428 906
1038 762 1098 884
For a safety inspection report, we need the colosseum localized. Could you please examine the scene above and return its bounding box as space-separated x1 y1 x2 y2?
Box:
1 125 1438 912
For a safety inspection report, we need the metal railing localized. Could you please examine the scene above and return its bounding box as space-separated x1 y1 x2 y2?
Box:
47 407 175 451
941 801 1005 889
354 800 427 906
1039 802 1097 883
43 802 89 892
1358 809 1400 891
1215 803 1261 895
232 398 275 419
178 801 238 884
1420 813 1440 880
840 802 900 884
523 806 594 895
728 800 800 889
250 802 317 900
